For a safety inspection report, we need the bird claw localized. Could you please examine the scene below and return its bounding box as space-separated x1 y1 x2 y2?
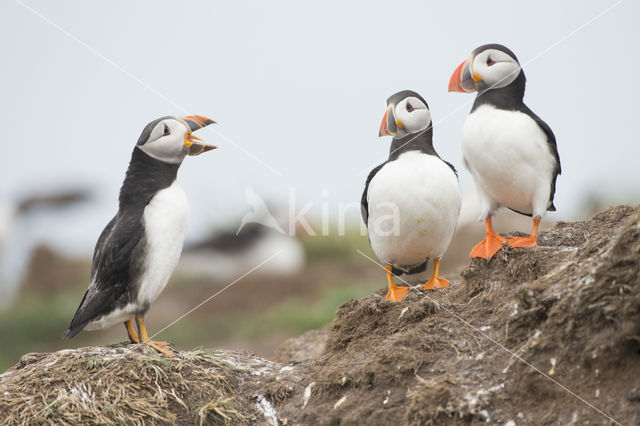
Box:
144 340 175 355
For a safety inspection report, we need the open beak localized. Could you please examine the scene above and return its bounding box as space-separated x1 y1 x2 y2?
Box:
448 57 479 93
181 115 217 156
378 106 398 137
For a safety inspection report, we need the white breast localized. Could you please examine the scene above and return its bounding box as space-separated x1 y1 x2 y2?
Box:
138 180 189 306
462 104 556 218
367 151 461 268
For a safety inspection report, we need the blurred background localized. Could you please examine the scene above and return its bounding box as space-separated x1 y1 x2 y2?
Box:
1 0 638 371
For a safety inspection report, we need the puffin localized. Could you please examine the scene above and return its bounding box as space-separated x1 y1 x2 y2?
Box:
362 90 461 302
448 44 561 260
64 115 217 354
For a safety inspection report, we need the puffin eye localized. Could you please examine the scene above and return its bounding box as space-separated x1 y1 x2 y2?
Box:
486 56 496 66
163 124 170 136
406 102 414 113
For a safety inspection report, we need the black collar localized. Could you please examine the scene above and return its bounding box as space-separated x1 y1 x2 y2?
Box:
388 127 437 161
119 147 180 210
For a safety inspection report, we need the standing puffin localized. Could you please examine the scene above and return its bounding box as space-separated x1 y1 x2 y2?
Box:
362 91 461 302
448 44 561 260
64 115 216 354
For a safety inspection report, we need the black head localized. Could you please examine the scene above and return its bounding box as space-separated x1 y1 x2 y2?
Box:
379 90 431 139
135 115 217 164
471 43 519 63
449 43 525 94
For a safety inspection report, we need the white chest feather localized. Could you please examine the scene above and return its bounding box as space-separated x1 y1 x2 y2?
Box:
138 181 189 305
367 151 461 267
462 104 556 216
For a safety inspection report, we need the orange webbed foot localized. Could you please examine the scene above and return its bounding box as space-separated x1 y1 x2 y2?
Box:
422 277 450 290
470 232 506 260
506 235 537 248
422 258 450 290
385 284 410 302
384 265 410 302
144 340 175 355
134 316 175 355
506 217 540 249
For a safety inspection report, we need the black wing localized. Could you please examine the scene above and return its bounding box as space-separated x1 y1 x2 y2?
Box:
361 163 385 226
64 212 145 338
443 160 458 177
520 104 561 211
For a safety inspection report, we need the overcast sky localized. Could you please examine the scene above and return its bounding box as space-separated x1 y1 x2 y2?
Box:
1 0 638 256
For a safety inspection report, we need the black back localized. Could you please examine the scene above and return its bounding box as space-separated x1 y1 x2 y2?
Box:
361 163 385 226
65 147 179 338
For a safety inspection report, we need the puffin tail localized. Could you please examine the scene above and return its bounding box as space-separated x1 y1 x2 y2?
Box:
63 319 87 339
63 289 91 339
63 327 79 340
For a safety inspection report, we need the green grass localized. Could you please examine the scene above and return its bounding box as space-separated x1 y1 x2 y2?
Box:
156 279 382 347
0 223 385 372
0 291 81 367
0 279 382 372
300 228 374 261
232 281 380 338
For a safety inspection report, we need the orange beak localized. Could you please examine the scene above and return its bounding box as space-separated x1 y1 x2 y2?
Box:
183 115 216 130
378 106 397 137
181 115 217 156
379 108 389 137
448 58 477 93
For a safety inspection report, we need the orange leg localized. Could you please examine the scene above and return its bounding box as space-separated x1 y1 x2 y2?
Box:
135 316 174 355
385 265 410 302
506 217 540 248
124 319 140 344
470 217 507 260
422 258 450 290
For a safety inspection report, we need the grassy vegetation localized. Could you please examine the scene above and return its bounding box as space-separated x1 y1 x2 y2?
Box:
0 228 383 372
0 278 381 372
148 279 381 351
0 291 81 371
300 228 374 261
225 281 379 337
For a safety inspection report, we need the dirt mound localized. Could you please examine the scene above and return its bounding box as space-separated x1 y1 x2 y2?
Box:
272 329 328 363
277 206 640 425
0 345 256 425
1 206 639 425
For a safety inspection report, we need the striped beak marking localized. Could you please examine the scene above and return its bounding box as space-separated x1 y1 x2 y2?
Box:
448 56 479 93
181 115 218 156
378 106 398 137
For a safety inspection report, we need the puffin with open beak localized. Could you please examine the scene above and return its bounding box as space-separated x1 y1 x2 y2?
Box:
449 44 561 260
362 90 461 301
65 115 217 354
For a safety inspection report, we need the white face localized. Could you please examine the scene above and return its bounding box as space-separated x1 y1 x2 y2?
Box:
138 118 190 164
471 48 521 90
394 96 431 137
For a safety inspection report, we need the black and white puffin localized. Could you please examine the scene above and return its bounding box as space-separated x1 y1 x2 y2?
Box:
362 90 461 301
64 115 217 354
448 44 561 260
